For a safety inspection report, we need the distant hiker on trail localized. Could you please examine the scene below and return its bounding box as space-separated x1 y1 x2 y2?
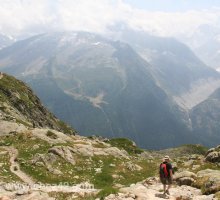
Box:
159 155 173 195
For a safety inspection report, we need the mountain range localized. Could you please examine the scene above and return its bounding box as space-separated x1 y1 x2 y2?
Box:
0 30 220 149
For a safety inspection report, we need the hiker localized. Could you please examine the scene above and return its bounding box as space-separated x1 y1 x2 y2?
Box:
159 155 173 195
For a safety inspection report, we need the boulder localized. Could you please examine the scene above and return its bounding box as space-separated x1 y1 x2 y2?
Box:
48 146 76 165
195 169 220 194
174 171 197 180
103 147 129 159
70 144 129 159
31 153 62 175
125 162 142 171
177 177 195 186
174 171 197 186
205 145 220 163
205 151 220 163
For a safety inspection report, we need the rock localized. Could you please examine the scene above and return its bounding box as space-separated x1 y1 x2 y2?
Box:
0 196 12 200
174 171 197 186
48 146 76 165
125 162 142 171
95 168 102 173
73 144 94 157
16 188 29 195
104 147 129 159
205 151 220 163
3 183 18 191
35 162 44 167
174 171 197 179
112 174 124 180
105 193 135 200
21 191 55 200
32 153 57 166
142 177 158 186
205 145 220 163
51 169 62 175
195 169 220 194
177 177 195 186
69 143 129 159
31 153 62 175
192 165 200 170
108 180 216 200
0 121 28 136
32 144 39 150
184 160 194 167
113 183 124 188
189 154 199 160
206 148 215 156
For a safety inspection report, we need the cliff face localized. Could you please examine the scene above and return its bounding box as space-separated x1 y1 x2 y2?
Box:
0 73 75 134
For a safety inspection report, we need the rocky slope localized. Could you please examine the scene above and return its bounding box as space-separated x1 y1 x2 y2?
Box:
0 73 75 134
0 74 219 199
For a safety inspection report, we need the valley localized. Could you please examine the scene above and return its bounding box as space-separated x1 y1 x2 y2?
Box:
1 31 220 148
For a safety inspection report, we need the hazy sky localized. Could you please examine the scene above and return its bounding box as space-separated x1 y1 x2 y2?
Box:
124 0 220 12
0 0 220 37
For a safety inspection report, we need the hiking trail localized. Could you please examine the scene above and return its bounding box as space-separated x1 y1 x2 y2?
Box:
3 146 35 184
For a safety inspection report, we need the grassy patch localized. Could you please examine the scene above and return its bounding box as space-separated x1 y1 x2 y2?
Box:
108 138 143 155
181 144 208 155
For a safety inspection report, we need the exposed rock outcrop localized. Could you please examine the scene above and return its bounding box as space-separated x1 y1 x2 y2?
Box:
48 144 130 164
174 171 197 186
31 153 62 175
105 178 215 200
205 145 220 163
194 169 220 194
48 146 76 165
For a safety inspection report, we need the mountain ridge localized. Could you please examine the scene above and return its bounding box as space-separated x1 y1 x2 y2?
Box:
0 31 219 148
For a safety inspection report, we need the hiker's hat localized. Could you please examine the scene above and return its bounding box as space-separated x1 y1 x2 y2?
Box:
163 155 170 161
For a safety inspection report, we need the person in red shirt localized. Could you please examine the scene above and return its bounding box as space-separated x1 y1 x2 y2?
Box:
159 155 173 195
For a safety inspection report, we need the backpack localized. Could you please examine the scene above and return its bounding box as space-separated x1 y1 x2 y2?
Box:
159 163 168 178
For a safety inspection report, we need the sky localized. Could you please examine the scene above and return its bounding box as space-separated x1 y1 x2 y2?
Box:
0 0 220 38
124 0 220 12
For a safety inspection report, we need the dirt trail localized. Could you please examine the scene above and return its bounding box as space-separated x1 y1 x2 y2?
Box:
3 146 35 185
